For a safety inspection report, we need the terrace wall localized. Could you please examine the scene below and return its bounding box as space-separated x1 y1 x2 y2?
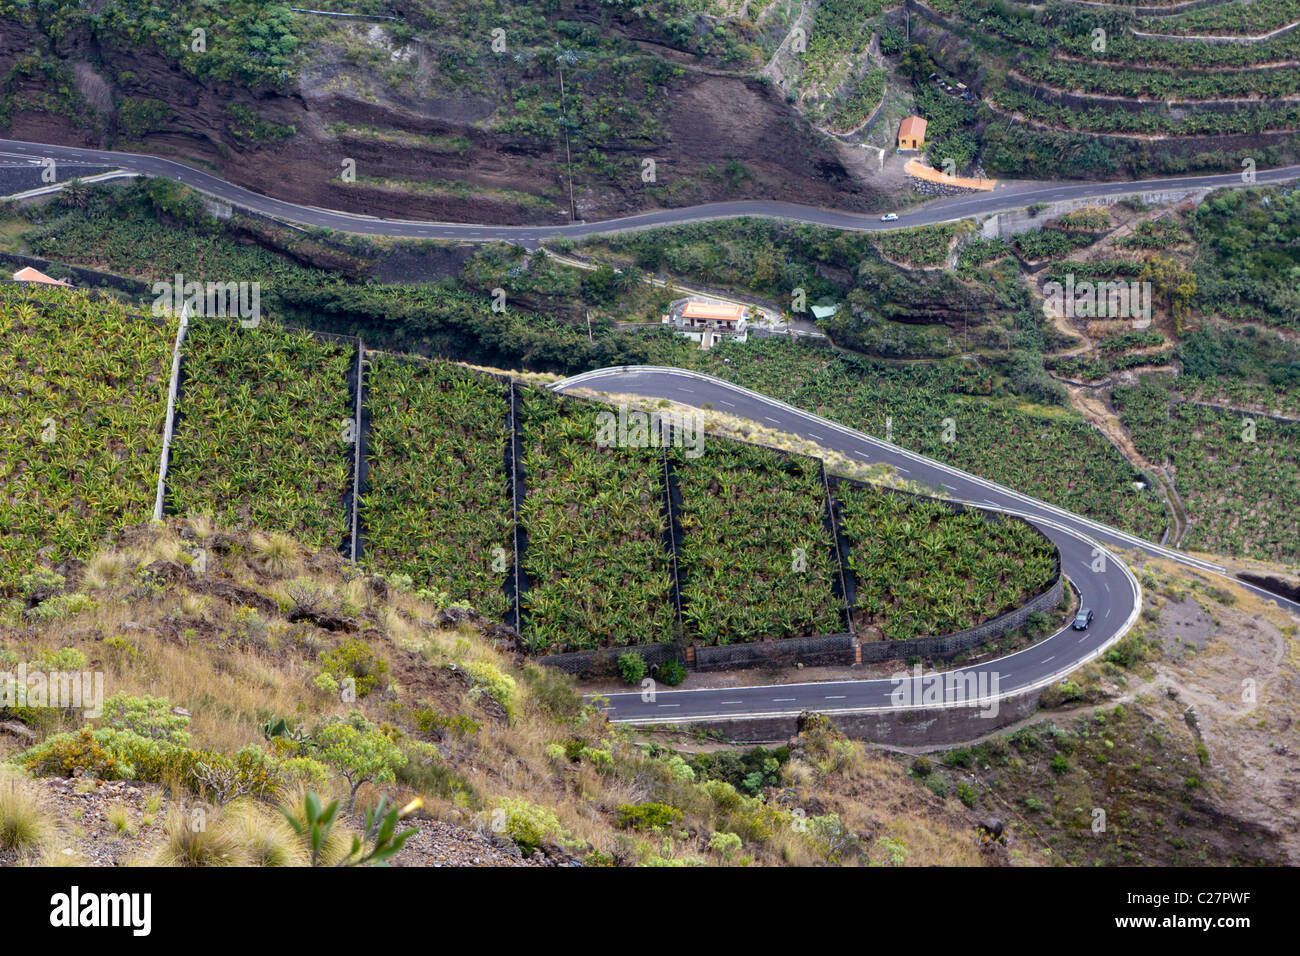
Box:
1003 73 1295 117
694 633 857 671
538 642 685 678
980 191 1212 239
690 689 1045 746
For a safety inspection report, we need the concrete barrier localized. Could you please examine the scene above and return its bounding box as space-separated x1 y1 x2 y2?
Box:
692 689 1045 746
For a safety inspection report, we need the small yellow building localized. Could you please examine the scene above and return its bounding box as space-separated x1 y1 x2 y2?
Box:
897 115 927 150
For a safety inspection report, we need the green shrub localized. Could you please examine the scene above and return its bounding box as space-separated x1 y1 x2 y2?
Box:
663 754 696 782
313 712 406 809
956 781 978 807
873 835 908 866
708 830 742 858
654 658 687 686
463 660 517 719
942 748 973 769
103 694 190 746
616 801 683 831
617 652 646 685
493 797 562 854
319 639 388 698
30 647 88 671
923 774 949 798
25 594 95 623
19 727 120 779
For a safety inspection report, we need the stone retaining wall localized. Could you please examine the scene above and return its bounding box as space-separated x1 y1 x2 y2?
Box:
695 689 1045 747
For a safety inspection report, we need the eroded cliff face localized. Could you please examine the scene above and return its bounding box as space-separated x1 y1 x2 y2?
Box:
0 13 878 224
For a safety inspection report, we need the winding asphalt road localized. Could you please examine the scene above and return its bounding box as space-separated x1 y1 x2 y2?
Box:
2 137 1297 244
6 136 1297 725
552 368 1300 725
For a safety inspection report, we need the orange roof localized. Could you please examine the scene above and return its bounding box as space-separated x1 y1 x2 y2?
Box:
12 266 70 287
681 301 746 322
899 116 927 140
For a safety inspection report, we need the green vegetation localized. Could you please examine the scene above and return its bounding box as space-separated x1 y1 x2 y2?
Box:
14 180 694 375
7 0 302 90
167 321 353 550
519 392 676 652
838 486 1057 640
675 440 842 642
827 68 888 132
225 102 296 144
362 357 513 619
1117 218 1188 251
1014 227 1098 261
956 237 1011 274
908 0 1300 179
700 339 1168 541
573 218 878 307
1190 188 1300 330
1115 368 1300 562
1056 208 1110 231
878 224 955 267
994 87 1300 137
0 285 172 594
1016 58 1300 102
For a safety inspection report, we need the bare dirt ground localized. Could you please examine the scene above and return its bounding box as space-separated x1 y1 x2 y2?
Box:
1130 561 1300 862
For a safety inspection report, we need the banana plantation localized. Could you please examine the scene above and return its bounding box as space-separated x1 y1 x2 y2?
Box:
1114 378 1300 563
702 339 1169 542
674 440 844 643
0 285 172 593
166 320 354 550
518 390 677 653
837 484 1057 641
362 355 513 621
0 289 1068 654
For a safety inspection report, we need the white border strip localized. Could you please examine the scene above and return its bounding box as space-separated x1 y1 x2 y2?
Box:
152 305 189 522
348 342 365 563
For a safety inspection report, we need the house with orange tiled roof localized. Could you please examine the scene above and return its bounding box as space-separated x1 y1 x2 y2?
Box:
897 116 927 151
12 266 71 287
663 298 749 347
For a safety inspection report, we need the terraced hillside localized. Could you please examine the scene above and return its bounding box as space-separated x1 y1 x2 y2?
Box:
900 0 1300 178
699 339 1170 542
0 0 881 223
165 320 355 551
1115 372 1300 563
0 284 1071 655
0 284 173 594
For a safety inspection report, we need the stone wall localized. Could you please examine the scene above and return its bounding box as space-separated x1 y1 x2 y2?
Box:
980 191 1212 239
695 633 856 672
694 689 1045 747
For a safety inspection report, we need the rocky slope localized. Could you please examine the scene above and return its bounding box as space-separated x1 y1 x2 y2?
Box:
0 3 878 224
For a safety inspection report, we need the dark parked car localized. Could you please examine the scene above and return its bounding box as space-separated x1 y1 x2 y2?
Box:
1072 607 1094 630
